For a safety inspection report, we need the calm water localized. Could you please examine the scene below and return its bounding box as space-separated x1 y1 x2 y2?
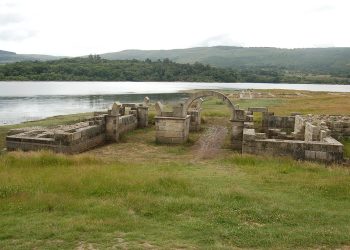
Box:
1 81 349 125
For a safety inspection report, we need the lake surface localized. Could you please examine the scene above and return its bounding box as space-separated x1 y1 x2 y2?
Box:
1 81 349 125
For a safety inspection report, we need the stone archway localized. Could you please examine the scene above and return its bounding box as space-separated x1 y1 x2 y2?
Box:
180 90 236 132
180 90 236 118
154 90 246 151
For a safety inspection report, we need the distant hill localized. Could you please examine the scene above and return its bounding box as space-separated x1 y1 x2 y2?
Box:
100 46 350 77
0 50 63 64
0 50 16 55
1 46 349 83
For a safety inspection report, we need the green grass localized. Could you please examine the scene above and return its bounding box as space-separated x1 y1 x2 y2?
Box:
1 90 350 249
236 98 283 109
343 138 350 158
0 152 349 249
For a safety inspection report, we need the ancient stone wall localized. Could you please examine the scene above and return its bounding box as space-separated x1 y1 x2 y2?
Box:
294 115 350 140
262 112 295 131
6 100 149 154
155 116 190 144
118 114 138 135
137 106 149 128
242 128 343 163
6 120 107 153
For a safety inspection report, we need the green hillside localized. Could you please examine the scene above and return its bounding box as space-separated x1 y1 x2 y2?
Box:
1 56 349 84
1 47 350 83
101 46 350 77
0 50 63 64
0 57 238 82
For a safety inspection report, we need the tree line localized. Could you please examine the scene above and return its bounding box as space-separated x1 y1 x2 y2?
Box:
0 57 238 82
0 57 348 84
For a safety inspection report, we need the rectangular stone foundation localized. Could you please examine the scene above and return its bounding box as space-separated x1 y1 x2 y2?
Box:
242 128 343 163
6 134 106 154
6 104 147 154
155 115 190 144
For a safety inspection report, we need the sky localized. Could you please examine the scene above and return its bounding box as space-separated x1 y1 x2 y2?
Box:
0 0 349 56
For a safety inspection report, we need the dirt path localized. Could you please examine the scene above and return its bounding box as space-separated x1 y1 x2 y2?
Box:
192 125 228 159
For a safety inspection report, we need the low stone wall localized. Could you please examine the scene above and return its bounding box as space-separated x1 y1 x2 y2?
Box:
118 114 138 135
6 122 106 154
6 134 105 154
263 113 295 130
294 115 350 140
242 128 343 163
155 115 190 143
326 119 350 140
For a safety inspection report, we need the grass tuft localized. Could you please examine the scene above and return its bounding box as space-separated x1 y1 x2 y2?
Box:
0 151 98 168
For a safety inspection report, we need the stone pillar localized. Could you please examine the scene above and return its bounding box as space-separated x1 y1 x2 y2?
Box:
189 109 201 132
137 106 149 128
106 102 121 142
304 122 320 142
231 109 246 152
262 111 274 132
155 115 190 144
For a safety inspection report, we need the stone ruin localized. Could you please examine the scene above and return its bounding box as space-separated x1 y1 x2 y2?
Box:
241 111 348 163
5 91 349 164
6 98 150 154
154 90 349 163
154 90 236 144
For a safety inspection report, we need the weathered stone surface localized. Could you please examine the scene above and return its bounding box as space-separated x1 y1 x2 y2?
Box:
155 101 164 116
243 128 256 141
137 106 149 128
233 109 246 121
305 122 320 142
188 109 201 132
242 134 344 163
244 122 254 129
155 115 190 144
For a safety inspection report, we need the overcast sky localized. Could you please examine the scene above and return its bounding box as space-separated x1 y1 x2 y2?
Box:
0 0 349 56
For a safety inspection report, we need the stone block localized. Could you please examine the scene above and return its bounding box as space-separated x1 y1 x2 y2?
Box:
233 109 246 121
255 133 267 139
243 129 256 141
244 122 254 129
156 130 185 138
315 151 327 160
72 131 82 141
155 115 190 144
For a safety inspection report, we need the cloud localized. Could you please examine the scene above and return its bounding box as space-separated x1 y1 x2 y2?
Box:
1 0 349 55
0 1 17 8
0 13 23 25
0 29 36 41
198 34 243 47
311 4 336 12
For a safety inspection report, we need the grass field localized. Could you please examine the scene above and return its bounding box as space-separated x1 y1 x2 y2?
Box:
0 90 350 249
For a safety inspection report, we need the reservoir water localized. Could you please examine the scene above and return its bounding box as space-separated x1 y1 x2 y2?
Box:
1 81 349 125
